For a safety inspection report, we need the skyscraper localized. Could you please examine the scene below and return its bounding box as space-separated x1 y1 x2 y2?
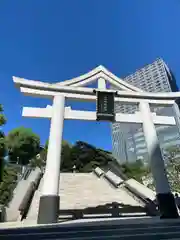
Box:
111 58 180 164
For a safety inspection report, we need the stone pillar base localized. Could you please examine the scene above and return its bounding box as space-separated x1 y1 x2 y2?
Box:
157 193 179 219
37 195 60 224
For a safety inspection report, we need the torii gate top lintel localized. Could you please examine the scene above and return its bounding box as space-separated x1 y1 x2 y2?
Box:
12 65 180 105
12 65 143 93
51 65 143 92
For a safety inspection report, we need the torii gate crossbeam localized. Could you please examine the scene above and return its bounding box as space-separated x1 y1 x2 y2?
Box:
22 106 176 125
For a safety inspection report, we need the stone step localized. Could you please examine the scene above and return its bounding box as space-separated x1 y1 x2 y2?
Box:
59 173 140 209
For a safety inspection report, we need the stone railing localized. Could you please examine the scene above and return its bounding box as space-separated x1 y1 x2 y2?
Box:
18 171 43 220
102 162 158 216
93 167 104 177
124 178 157 216
104 170 124 188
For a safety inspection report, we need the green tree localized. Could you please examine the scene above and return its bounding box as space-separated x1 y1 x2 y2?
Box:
0 164 20 205
28 147 46 169
61 140 72 171
70 141 96 172
45 139 49 152
0 104 7 182
40 139 72 171
27 139 116 173
70 141 111 172
120 159 150 183
164 146 180 192
6 127 40 166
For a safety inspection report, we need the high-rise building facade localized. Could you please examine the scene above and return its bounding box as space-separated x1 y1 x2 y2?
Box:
111 58 180 164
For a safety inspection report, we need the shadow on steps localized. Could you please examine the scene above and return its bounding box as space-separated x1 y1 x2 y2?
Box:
58 201 147 221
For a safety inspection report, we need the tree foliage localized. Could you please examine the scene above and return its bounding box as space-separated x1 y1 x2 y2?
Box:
69 141 111 172
120 159 150 183
140 146 180 192
36 139 152 177
6 127 40 166
43 139 72 171
164 146 180 192
40 140 112 173
0 104 6 126
0 164 19 205
61 140 73 171
0 104 7 182
0 105 7 159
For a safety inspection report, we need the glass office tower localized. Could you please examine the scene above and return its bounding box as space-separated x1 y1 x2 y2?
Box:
111 58 180 164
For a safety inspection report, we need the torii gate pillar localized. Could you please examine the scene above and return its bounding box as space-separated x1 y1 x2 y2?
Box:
140 102 178 218
37 95 65 224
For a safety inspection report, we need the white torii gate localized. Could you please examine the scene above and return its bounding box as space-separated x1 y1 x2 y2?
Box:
13 65 180 224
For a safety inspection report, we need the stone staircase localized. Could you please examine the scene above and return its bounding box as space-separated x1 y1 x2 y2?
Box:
1 171 180 239
26 173 145 222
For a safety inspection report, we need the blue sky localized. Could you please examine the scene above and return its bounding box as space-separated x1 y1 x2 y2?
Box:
0 0 180 150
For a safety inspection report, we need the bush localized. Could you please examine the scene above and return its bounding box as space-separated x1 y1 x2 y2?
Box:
120 160 149 183
0 164 19 206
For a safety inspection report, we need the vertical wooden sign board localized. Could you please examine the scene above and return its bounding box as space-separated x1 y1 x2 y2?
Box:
96 91 115 121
